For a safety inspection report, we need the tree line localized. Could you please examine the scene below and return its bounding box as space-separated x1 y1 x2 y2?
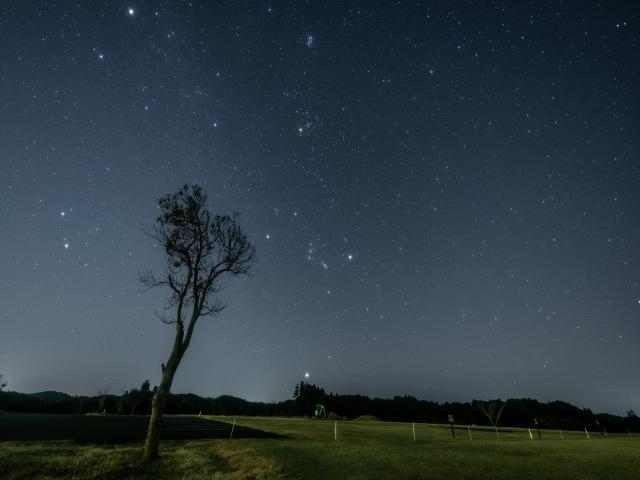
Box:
289 381 639 433
1 380 638 433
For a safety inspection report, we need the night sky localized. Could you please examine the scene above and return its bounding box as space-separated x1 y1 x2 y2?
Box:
1 1 639 415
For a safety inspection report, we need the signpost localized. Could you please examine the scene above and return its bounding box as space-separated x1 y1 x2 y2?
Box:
448 414 455 438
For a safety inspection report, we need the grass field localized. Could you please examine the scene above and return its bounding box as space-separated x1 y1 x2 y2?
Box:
1 415 639 479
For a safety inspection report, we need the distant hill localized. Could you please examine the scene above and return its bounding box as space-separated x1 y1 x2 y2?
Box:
28 391 73 403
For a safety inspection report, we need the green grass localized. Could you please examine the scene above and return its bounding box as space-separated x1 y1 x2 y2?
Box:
1 416 639 479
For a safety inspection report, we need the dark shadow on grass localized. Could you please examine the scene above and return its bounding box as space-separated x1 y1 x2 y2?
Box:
0 413 283 443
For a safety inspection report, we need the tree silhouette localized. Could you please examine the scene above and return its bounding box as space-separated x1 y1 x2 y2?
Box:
140 184 254 460
293 381 326 416
0 374 6 391
97 386 109 413
121 380 153 415
473 399 505 438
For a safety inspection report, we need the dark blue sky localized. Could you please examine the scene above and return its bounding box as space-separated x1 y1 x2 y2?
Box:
1 1 639 414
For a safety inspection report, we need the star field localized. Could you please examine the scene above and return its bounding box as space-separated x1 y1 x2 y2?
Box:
1 1 639 414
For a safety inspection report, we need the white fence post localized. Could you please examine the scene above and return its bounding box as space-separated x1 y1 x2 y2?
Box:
229 418 236 440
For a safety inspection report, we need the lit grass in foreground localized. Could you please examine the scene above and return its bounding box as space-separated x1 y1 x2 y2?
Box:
1 416 639 479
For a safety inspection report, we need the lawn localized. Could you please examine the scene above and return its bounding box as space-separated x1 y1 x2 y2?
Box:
1 415 638 479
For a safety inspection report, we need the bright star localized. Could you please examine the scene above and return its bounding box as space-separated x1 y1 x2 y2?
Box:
128 7 135 16
304 372 310 378
60 211 65 217
64 243 69 249
265 233 270 240
305 34 314 48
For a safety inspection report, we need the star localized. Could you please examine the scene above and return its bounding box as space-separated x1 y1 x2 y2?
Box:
304 372 310 378
305 34 314 48
64 243 70 249
128 7 135 16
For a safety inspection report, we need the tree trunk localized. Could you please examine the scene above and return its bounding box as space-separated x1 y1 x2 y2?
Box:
144 384 170 460
144 354 181 460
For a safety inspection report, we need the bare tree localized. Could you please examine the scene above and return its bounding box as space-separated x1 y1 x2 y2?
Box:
97 385 110 413
473 399 505 439
0 374 6 391
140 184 254 460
